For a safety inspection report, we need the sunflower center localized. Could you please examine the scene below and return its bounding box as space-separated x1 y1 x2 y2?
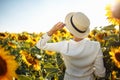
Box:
0 33 5 37
0 56 7 76
18 35 28 40
97 34 104 39
115 52 120 62
26 57 37 65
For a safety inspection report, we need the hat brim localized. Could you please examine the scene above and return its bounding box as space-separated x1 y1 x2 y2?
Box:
65 12 90 38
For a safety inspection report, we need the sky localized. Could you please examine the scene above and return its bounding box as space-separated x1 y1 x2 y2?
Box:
0 0 112 33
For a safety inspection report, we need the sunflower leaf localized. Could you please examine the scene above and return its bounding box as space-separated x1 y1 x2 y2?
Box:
102 24 116 30
18 75 32 80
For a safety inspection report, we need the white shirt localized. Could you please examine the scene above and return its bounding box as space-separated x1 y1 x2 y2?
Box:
36 33 106 80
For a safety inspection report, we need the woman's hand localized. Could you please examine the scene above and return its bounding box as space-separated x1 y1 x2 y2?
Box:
47 22 65 36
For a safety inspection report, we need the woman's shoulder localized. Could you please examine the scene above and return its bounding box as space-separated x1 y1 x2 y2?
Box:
85 39 101 47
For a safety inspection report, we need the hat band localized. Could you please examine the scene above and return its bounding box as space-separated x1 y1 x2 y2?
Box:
70 16 86 33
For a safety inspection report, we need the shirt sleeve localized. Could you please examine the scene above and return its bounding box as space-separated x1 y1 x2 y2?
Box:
36 33 64 53
93 43 106 77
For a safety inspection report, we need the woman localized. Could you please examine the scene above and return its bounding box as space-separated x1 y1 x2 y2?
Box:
36 12 106 80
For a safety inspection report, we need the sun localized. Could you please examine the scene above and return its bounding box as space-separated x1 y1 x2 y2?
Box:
0 47 18 80
109 47 120 68
105 0 120 25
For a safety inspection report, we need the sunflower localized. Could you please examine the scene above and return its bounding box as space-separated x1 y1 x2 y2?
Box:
112 71 117 80
0 32 9 40
18 34 29 41
0 47 18 80
52 34 60 42
95 33 105 43
60 28 73 39
109 47 120 68
33 59 41 71
9 33 18 40
45 50 56 55
88 30 98 40
29 35 40 47
105 0 120 25
20 50 41 71
7 41 17 49
30 38 37 47
61 32 72 40
38 32 44 37
54 31 62 37
113 29 119 34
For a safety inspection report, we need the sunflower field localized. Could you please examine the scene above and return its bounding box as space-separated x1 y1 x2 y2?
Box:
0 28 72 80
0 25 120 80
1 0 120 80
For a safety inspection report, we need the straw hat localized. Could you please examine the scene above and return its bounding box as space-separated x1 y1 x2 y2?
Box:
65 12 90 38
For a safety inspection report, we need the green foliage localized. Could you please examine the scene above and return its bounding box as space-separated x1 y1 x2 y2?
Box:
18 75 32 80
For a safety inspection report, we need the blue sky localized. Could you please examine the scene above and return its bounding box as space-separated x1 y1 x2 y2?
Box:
0 0 111 33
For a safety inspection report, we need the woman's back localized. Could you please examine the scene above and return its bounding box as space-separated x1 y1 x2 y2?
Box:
60 39 105 80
